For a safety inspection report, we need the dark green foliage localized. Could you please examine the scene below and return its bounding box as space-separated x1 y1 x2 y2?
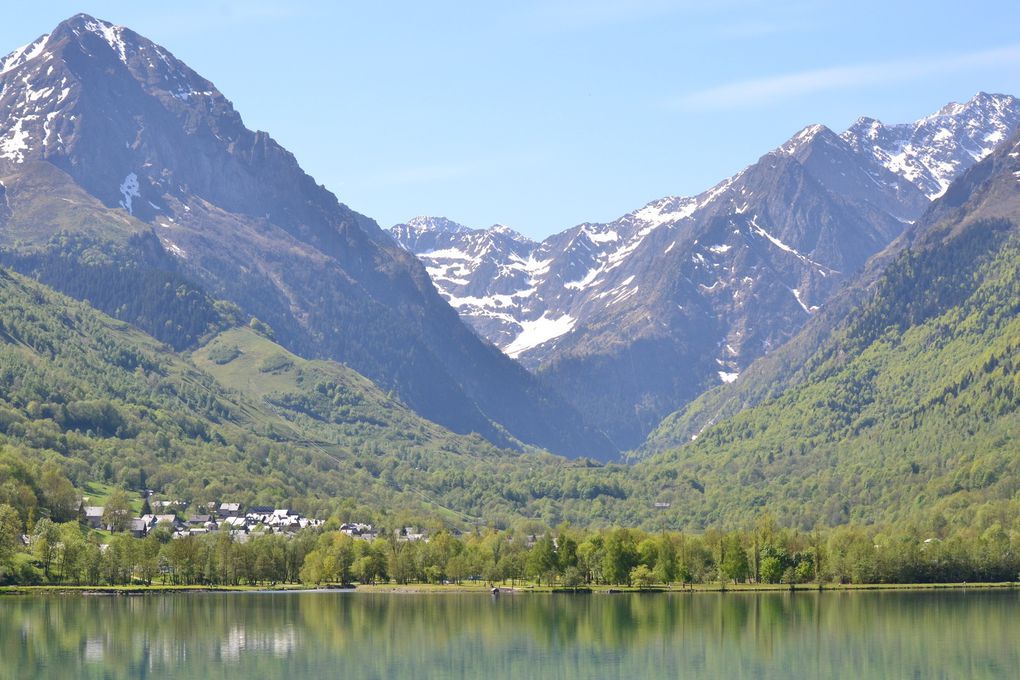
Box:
0 266 639 527
637 217 1020 529
207 345 241 365
0 233 240 351
258 353 294 373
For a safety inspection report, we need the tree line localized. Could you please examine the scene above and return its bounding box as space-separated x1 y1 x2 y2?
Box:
2 509 1018 588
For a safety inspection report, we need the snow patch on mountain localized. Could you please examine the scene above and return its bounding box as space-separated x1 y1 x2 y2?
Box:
632 196 700 226
791 288 818 314
119 173 140 214
504 313 576 358
80 18 129 64
0 118 30 162
1 34 50 75
750 215 835 274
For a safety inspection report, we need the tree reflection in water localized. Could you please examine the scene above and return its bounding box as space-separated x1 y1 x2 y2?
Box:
1 590 1018 679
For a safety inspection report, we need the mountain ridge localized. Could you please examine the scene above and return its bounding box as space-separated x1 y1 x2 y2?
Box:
392 92 1020 448
0 13 616 460
630 125 1020 526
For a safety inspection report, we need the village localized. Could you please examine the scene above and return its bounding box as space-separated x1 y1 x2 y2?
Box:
72 494 439 548
80 499 355 542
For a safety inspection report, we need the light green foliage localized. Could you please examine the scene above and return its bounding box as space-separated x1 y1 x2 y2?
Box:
637 219 1020 530
0 503 21 571
630 564 655 588
102 489 133 533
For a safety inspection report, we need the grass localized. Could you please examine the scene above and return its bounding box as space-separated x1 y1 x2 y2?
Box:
0 583 311 596
3 581 1016 597
80 481 145 514
340 580 1020 595
191 327 373 401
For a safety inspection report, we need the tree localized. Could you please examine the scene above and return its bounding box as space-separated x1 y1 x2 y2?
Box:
102 489 133 533
39 463 78 522
557 533 579 573
721 534 750 584
31 518 61 579
299 549 326 585
630 564 655 589
653 534 677 584
0 503 21 573
56 522 88 583
760 556 783 584
603 529 638 585
526 533 557 585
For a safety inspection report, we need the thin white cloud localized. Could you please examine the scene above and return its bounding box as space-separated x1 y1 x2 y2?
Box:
674 44 1020 110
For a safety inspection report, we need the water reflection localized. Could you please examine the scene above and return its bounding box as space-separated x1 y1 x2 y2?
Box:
0 590 1017 679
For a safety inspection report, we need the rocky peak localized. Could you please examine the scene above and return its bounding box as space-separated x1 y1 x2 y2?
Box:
0 14 618 460
841 92 1020 198
775 123 841 157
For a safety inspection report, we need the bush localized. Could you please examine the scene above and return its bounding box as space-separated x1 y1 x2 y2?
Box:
208 345 241 365
258 353 294 373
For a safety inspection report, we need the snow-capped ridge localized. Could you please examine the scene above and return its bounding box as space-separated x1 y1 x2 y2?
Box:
841 92 1020 198
402 216 471 234
1 34 51 75
76 16 130 64
777 123 837 156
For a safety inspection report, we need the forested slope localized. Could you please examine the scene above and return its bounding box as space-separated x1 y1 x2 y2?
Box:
634 130 1020 529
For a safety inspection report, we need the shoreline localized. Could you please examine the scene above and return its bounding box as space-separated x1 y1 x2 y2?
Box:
1 581 1017 597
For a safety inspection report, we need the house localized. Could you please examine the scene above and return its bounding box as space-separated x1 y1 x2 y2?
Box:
129 518 149 538
396 527 426 542
84 506 105 529
218 502 242 517
188 514 212 526
153 500 188 511
154 514 182 530
340 522 373 537
247 505 274 515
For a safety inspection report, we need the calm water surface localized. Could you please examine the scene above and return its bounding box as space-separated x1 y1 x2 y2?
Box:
1 590 1017 679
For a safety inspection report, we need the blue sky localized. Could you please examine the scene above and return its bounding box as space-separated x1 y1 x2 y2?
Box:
3 1 1020 239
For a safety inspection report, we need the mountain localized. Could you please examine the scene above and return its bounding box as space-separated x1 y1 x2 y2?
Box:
0 14 614 460
628 126 1020 528
392 93 1020 448
0 259 643 525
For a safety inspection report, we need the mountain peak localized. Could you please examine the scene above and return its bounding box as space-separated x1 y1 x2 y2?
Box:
488 223 531 241
776 123 841 157
398 216 471 234
931 91 1017 119
0 32 50 76
842 92 1020 198
0 16 617 460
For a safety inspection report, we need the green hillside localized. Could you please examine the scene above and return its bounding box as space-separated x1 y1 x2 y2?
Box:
0 266 638 527
634 132 1020 530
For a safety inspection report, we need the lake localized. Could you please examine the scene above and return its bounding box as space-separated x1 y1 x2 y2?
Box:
1 590 1017 679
